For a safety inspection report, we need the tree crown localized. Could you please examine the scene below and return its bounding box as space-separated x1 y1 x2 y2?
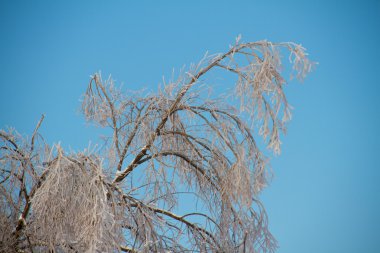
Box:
0 38 314 252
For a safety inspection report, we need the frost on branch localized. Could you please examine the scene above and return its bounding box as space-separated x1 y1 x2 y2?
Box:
1 38 314 252
29 147 124 252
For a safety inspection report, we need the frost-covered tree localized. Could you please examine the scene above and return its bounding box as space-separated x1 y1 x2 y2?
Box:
0 38 313 252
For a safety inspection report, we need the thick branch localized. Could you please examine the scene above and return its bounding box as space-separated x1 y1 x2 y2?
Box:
113 44 251 183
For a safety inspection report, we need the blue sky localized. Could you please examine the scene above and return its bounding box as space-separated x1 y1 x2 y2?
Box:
1 1 379 252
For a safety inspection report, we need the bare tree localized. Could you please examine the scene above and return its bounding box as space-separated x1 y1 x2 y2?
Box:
0 38 314 252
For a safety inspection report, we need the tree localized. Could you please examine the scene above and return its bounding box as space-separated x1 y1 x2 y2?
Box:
0 38 313 253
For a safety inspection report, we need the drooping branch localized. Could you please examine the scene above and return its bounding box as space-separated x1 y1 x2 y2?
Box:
110 41 313 185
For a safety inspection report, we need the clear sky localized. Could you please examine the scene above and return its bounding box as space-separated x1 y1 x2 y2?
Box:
1 1 379 252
